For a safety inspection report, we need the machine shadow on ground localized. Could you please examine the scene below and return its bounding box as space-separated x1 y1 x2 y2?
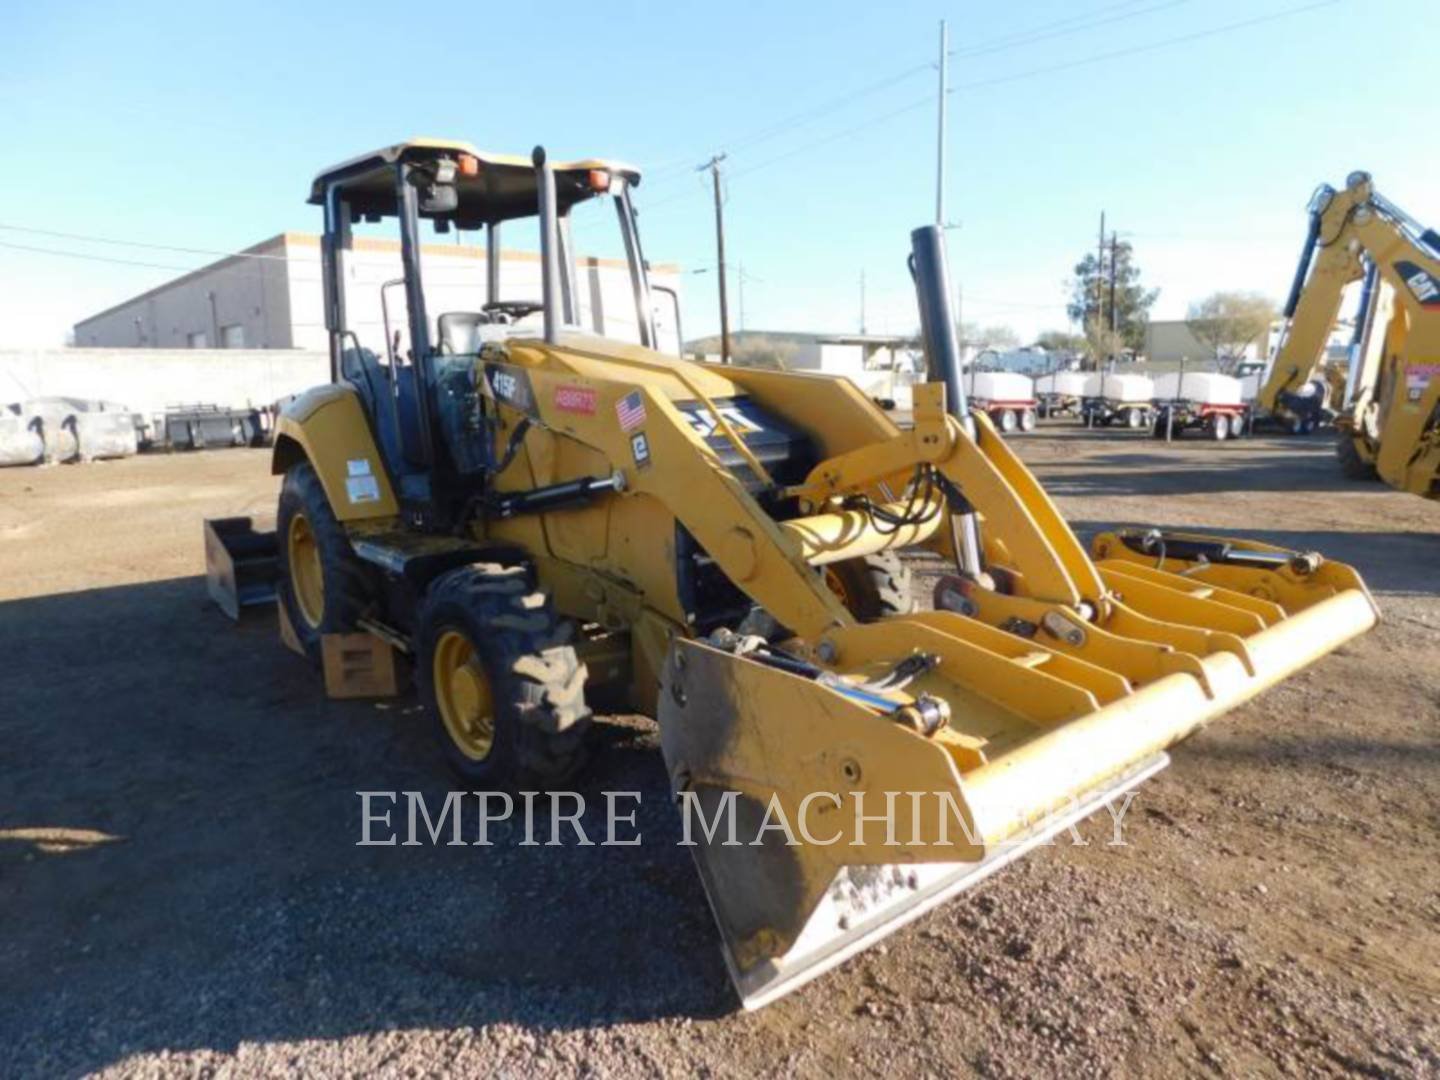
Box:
1066 520 1439 598
0 577 732 1077
1031 441 1386 499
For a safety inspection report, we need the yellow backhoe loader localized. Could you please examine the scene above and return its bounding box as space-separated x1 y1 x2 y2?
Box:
270 140 1377 1007
1258 172 1440 497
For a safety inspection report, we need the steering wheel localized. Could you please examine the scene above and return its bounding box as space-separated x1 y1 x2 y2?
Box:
482 300 545 324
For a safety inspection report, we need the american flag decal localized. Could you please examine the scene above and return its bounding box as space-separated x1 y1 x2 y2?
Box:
616 390 646 431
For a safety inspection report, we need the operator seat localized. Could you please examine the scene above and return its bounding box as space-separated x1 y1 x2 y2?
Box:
437 311 487 356
339 344 425 474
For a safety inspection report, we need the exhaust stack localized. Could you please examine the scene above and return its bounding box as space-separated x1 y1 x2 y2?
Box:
909 225 970 425
534 146 561 345
909 225 983 576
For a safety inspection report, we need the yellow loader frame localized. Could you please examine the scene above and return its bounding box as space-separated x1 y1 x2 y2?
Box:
269 139 1378 1008
1259 171 1440 497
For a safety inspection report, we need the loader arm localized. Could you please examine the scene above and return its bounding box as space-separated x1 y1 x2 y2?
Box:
1262 172 1440 496
1258 207 1364 412
657 353 1378 1008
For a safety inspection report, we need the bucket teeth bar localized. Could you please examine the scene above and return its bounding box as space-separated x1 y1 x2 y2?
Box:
660 509 1377 1007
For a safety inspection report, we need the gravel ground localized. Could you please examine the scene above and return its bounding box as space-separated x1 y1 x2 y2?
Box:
1 428 1437 1078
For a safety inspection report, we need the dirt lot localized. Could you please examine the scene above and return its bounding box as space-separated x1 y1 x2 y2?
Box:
2 428 1437 1078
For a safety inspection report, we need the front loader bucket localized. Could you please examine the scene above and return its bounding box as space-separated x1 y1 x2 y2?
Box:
203 516 278 620
658 531 1377 1009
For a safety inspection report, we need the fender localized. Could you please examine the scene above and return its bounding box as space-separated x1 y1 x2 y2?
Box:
271 384 399 521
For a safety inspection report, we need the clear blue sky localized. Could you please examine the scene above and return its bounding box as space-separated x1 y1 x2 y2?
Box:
2 0 1437 346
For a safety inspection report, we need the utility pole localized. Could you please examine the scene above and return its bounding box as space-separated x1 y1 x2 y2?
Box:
1096 211 1106 330
702 154 730 363
1094 210 1106 369
738 263 746 332
935 19 949 226
1108 231 1119 364
860 269 866 334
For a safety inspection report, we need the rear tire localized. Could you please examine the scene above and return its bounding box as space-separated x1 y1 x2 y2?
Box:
1019 408 1037 432
997 408 1018 434
1126 408 1145 429
824 551 916 621
277 462 375 665
417 563 591 788
1208 415 1229 442
1229 412 1246 439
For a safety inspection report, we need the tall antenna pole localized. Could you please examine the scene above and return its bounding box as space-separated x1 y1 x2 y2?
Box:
860 269 867 334
935 19 948 226
702 155 730 363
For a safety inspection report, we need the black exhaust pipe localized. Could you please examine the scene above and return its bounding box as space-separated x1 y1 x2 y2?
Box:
909 225 970 425
908 224 982 577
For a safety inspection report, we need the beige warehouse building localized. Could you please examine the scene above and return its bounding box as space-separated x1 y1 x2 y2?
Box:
1142 319 1278 365
73 233 682 353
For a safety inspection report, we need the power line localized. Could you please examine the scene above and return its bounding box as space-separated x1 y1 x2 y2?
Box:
954 0 1150 49
954 0 1343 94
0 223 291 262
730 93 937 182
642 0 1200 187
721 63 934 159
952 0 1193 60
640 94 939 218
0 239 224 275
644 1 1339 215
642 60 934 186
0 238 543 290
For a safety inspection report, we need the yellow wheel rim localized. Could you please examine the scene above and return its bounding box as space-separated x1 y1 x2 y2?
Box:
433 630 495 761
288 511 324 629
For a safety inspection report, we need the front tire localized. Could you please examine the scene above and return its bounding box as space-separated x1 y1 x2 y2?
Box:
824 551 916 621
418 563 591 788
997 408 1018 434
1208 415 1229 442
277 462 375 664
1019 408 1037 432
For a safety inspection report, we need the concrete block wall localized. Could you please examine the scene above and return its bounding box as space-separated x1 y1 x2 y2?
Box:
0 348 331 424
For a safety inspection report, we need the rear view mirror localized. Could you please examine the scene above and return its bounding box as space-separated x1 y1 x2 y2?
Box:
419 182 458 215
411 159 459 215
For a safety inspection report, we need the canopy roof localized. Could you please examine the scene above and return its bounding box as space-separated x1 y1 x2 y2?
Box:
309 138 641 228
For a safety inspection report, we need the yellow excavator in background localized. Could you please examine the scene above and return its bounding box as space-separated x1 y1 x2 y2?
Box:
265 140 1378 1008
1258 172 1440 497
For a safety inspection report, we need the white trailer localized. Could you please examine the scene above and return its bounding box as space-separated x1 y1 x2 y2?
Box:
967 370 1038 433
1033 371 1089 418
1082 372 1155 429
1152 372 1247 441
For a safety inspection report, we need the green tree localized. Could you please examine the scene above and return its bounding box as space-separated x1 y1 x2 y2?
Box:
1067 239 1158 351
1082 317 1127 371
959 323 1019 350
1036 329 1086 353
1185 291 1278 371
